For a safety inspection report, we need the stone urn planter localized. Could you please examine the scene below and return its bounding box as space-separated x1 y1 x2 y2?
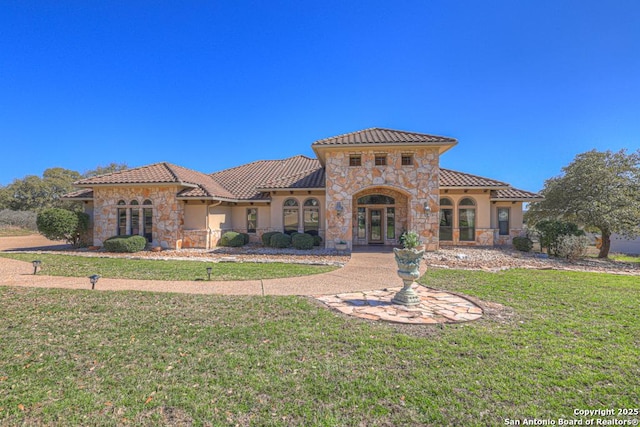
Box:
392 231 425 306
335 241 348 251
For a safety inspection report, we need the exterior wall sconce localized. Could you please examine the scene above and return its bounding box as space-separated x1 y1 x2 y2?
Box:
336 202 344 216
32 260 41 275
423 202 431 213
89 274 100 290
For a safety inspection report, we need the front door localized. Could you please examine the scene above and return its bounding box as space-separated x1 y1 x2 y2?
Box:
368 209 383 244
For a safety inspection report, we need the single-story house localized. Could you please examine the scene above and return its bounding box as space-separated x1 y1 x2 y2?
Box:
65 128 542 250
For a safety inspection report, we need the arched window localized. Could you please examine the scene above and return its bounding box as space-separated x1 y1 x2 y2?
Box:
303 198 320 235
130 200 139 205
116 200 127 235
283 198 299 234
142 200 153 242
458 197 476 241
439 197 453 241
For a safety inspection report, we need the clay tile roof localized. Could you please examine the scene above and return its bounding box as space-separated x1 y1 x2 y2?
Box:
73 162 236 200
491 188 543 200
61 188 94 200
210 155 323 199
259 167 325 189
439 168 509 188
312 127 457 146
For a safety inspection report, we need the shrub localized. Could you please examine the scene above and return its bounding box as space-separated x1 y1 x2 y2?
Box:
557 235 590 260
36 208 89 247
533 220 584 257
284 229 297 236
399 231 421 250
292 233 314 250
270 232 291 248
312 235 323 247
103 235 147 253
262 231 279 247
218 231 247 247
241 232 250 245
0 209 37 230
512 236 533 252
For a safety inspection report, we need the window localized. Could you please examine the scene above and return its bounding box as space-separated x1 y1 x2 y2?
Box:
439 197 453 241
498 207 510 236
458 197 476 242
349 155 361 166
117 200 127 236
283 198 299 234
143 200 153 242
386 207 395 239
129 200 140 235
303 198 320 235
357 207 366 239
357 195 395 205
401 154 413 166
374 155 387 166
247 208 257 233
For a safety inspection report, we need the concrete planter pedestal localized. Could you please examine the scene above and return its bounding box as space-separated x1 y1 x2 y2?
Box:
392 248 425 306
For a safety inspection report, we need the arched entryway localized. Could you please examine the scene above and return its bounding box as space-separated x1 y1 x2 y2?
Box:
352 188 409 246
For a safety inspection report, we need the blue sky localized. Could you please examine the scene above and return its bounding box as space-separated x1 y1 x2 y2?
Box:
1 1 638 192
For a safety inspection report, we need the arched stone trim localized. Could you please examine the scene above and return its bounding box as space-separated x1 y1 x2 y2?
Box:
352 187 409 246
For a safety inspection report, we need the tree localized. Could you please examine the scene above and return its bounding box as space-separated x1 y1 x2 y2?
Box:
1 168 81 211
36 208 89 247
527 149 640 258
83 162 128 178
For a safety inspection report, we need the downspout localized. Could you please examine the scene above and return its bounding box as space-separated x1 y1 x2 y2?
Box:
206 200 223 249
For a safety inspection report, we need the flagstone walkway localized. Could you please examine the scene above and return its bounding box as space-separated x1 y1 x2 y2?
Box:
0 245 484 325
315 287 483 324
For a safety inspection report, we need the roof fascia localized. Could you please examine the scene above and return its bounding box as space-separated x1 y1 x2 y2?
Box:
440 186 510 190
313 141 457 165
74 182 197 189
490 197 544 202
255 187 326 192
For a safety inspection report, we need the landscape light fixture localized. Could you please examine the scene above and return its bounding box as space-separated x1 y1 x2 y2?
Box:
206 266 213 281
32 260 41 275
89 274 100 290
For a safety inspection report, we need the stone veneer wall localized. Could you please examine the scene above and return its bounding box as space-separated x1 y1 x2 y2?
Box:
324 148 440 250
495 229 524 246
92 186 184 249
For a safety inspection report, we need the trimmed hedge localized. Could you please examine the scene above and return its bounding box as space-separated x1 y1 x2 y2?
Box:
242 233 250 245
218 231 247 247
261 231 279 247
103 235 147 253
313 235 323 247
292 233 314 250
512 236 533 252
270 232 291 248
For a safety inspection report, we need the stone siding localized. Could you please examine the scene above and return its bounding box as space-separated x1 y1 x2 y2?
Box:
495 229 524 246
93 186 183 249
324 148 440 250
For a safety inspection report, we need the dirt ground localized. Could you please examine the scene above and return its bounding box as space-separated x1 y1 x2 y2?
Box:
0 234 70 251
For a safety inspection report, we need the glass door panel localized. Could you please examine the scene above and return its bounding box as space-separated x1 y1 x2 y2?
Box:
369 209 383 243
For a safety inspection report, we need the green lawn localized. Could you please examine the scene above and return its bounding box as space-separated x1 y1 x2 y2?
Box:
609 253 640 263
1 269 638 426
0 253 338 281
